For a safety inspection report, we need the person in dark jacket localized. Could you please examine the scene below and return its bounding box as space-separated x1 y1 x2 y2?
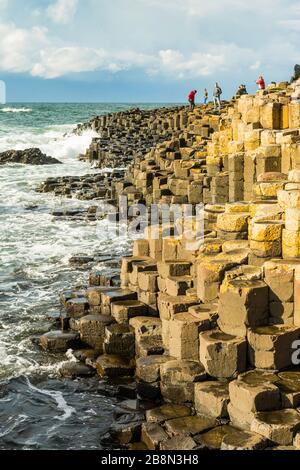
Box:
204 88 208 104
188 90 197 111
291 64 300 83
213 83 222 110
236 84 248 97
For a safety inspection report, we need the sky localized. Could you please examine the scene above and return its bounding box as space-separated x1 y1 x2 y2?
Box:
0 0 299 102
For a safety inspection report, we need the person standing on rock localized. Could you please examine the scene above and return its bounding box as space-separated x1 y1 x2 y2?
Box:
290 64 300 84
213 82 222 110
256 75 266 90
204 88 208 104
188 90 197 112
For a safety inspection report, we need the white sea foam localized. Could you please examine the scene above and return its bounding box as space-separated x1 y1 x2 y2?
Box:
25 377 76 421
0 125 98 162
1 107 33 113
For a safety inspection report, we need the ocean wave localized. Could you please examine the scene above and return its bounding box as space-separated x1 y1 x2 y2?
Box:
1 107 33 113
0 126 97 162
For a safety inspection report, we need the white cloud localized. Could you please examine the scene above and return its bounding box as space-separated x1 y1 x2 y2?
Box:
0 21 263 80
0 23 49 73
158 49 225 78
30 42 258 80
47 0 78 24
32 47 107 78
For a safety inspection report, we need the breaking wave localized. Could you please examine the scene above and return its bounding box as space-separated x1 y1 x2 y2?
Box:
1 107 33 113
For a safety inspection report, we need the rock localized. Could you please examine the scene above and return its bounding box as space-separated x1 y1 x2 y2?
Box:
229 370 281 415
218 279 269 337
199 330 247 379
0 148 62 165
141 422 168 450
146 404 191 424
80 315 114 352
65 298 89 319
276 371 300 408
194 381 230 419
247 325 300 370
165 415 216 436
129 317 163 357
104 324 135 358
195 425 237 450
101 289 138 315
136 380 161 400
157 293 200 321
268 445 299 451
39 331 80 352
160 359 207 403
251 409 300 445
109 419 143 445
111 300 149 324
59 362 96 378
73 349 99 362
228 402 256 431
136 355 171 383
129 442 148 450
169 312 203 361
96 355 134 378
220 428 269 450
160 434 197 450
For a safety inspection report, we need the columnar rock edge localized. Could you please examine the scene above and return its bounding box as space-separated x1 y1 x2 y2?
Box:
40 79 300 450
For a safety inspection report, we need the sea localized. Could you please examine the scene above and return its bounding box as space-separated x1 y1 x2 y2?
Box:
0 102 177 450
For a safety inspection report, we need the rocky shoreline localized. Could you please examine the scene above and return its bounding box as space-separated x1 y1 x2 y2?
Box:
34 80 300 451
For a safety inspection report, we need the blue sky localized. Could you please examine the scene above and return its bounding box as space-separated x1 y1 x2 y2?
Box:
0 0 299 102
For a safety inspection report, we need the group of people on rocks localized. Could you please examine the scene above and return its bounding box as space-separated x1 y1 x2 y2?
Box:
188 82 223 112
187 72 276 112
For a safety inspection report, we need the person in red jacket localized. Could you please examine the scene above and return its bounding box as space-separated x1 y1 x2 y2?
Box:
188 90 197 111
256 76 266 90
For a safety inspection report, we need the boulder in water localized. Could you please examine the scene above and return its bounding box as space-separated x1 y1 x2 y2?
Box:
0 148 62 165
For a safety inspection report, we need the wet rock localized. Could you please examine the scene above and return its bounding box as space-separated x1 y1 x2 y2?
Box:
39 331 81 352
96 355 135 378
146 404 191 424
160 435 197 451
129 442 148 450
69 256 95 267
141 422 168 450
59 362 96 378
136 380 161 400
73 349 99 362
0 148 62 165
109 419 143 445
80 315 114 352
65 297 89 319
